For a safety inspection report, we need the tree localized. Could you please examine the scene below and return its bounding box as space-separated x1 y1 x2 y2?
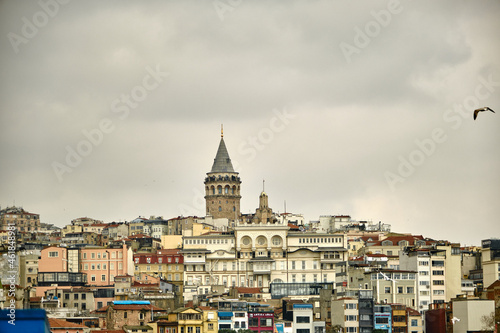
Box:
480 312 495 332
331 325 342 333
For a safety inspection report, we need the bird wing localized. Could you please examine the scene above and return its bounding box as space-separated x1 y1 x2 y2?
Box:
473 109 479 120
487 107 495 112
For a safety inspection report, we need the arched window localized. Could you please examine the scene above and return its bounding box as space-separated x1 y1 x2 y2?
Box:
218 186 222 194
218 206 222 212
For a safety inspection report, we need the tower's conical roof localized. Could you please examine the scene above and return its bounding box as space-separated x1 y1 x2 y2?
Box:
210 137 235 173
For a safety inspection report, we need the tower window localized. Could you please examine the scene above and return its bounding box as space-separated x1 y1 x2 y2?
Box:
219 206 222 211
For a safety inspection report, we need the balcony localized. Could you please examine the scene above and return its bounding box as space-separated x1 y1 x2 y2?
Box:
184 255 206 264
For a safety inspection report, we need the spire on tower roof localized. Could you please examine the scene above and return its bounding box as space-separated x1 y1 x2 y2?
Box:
210 132 235 173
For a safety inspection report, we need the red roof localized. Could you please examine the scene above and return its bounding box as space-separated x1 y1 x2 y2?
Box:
197 306 216 311
49 318 88 329
96 304 166 312
236 287 262 294
407 308 421 316
128 233 152 239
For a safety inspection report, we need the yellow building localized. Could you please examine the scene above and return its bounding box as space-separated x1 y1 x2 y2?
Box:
133 249 184 292
198 306 218 333
168 308 203 333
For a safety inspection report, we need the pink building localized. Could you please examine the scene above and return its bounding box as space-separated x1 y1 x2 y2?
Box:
39 246 68 272
80 244 133 286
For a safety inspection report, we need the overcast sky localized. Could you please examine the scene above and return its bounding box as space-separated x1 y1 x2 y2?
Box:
1 0 499 246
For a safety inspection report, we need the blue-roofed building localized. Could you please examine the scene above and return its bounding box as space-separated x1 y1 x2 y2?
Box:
218 300 248 331
292 303 314 333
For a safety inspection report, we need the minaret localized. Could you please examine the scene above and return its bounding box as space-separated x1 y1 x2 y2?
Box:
204 126 241 222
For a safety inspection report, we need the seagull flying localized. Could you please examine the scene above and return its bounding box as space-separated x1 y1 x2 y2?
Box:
473 107 495 120
380 271 395 282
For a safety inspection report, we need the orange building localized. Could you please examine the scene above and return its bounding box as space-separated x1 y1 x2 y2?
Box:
39 246 68 272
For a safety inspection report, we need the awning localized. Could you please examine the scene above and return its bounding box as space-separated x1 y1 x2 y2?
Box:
218 312 234 317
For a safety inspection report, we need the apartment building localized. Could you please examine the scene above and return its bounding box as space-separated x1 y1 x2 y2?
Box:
79 244 133 286
400 246 459 311
19 251 40 287
39 246 68 272
331 298 358 333
0 206 41 232
198 306 218 333
373 304 392 332
133 249 184 290
217 299 248 331
167 307 203 333
481 238 500 289
292 303 313 333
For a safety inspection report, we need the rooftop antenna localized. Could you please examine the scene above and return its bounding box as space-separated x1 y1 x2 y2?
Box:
263 179 265 192
284 200 287 214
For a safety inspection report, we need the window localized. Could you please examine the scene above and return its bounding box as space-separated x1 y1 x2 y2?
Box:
346 303 356 309
376 317 389 324
397 286 403 293
411 319 418 326
296 316 310 323
432 270 444 275
124 312 127 318
74 294 79 300
260 318 273 327
91 275 96 282
385 287 391 293
48 251 59 257
345 315 357 321
433 280 444 285
101 275 106 281
432 260 444 267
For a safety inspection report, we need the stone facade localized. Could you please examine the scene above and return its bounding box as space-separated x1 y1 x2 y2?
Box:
204 133 241 222
0 206 40 232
